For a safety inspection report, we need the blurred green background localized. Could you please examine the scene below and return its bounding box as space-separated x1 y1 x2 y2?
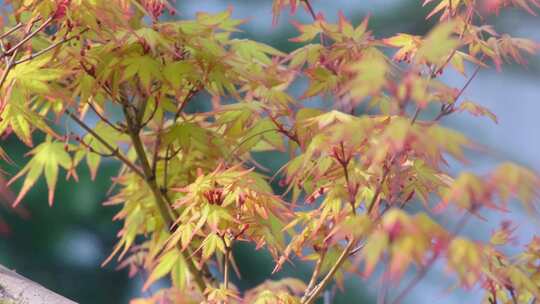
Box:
1 1 538 303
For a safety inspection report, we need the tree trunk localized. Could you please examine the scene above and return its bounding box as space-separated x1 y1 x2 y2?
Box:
0 265 76 304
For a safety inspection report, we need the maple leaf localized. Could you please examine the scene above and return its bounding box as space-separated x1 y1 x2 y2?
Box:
272 0 300 24
8 139 73 207
383 33 422 62
2 0 540 302
447 238 485 287
458 100 498 123
416 21 460 66
345 48 389 102
423 0 464 19
484 0 540 15
489 163 540 212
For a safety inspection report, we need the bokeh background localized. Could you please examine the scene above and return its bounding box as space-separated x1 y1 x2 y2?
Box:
0 1 539 303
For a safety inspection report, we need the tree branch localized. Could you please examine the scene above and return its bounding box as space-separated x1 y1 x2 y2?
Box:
0 23 22 40
221 236 231 290
0 265 76 304
14 28 89 65
302 239 355 304
65 109 145 178
433 64 482 122
121 100 207 292
301 249 326 303
389 211 473 304
1 17 52 58
302 158 392 304
301 0 326 46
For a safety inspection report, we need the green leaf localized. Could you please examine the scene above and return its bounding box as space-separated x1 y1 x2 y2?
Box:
7 56 62 93
230 39 285 65
8 139 72 206
458 100 498 123
121 55 162 89
163 62 196 87
144 250 179 291
417 21 460 65
201 233 225 261
11 112 33 146
347 48 389 101
360 231 389 277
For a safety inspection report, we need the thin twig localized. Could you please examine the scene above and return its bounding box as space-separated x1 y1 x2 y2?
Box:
366 163 392 215
454 64 481 101
389 212 473 304
225 128 280 162
162 145 182 161
223 250 230 289
350 199 406 257
76 136 118 157
303 0 317 20
87 101 125 132
14 28 89 65
302 165 389 304
174 85 201 119
151 115 164 179
301 249 327 302
268 114 300 145
0 19 37 90
431 7 473 77
302 239 355 304
302 0 326 46
221 236 231 290
433 64 482 122
410 107 421 125
0 48 18 90
140 99 160 128
2 17 53 57
0 22 23 40
0 41 9 66
337 141 356 213
79 63 138 113
65 109 145 178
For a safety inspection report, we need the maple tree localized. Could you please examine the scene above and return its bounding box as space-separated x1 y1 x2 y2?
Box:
0 0 539 303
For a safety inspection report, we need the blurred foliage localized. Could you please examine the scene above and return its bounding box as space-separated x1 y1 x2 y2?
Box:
0 132 129 303
0 1 538 303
